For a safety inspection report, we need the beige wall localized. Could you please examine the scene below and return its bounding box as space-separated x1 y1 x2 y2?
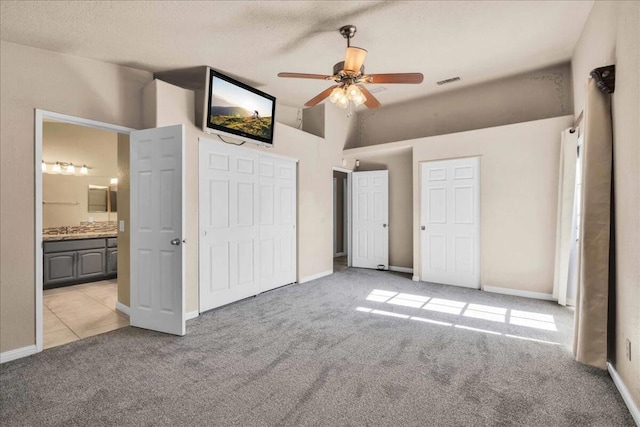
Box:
42 175 115 227
144 80 356 313
275 103 301 129
345 115 572 293
572 1 640 407
302 104 325 138
0 41 152 353
43 122 119 227
117 134 131 307
344 148 414 269
352 63 573 148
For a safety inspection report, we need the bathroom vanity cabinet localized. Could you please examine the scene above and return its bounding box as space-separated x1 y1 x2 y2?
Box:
43 237 117 289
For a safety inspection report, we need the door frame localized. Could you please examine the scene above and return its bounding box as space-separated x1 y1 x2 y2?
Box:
35 109 135 352
332 167 353 268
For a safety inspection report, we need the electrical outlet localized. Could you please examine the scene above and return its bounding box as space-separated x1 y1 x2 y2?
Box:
625 338 631 361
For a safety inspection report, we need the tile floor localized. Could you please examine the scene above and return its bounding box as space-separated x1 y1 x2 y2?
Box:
43 279 129 349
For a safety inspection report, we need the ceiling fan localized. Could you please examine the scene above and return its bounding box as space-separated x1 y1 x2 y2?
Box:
278 25 423 110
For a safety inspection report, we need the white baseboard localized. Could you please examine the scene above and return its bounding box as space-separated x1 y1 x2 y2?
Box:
334 252 346 257
608 362 640 426
299 269 333 284
412 275 420 282
1 345 37 364
119 302 198 321
115 302 130 316
390 266 413 274
483 286 555 301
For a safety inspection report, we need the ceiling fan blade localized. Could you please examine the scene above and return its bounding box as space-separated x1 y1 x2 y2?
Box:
357 85 381 109
343 47 367 74
305 85 339 107
362 73 424 84
278 72 332 80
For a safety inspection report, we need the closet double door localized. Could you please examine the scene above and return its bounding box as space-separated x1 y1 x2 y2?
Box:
199 139 297 312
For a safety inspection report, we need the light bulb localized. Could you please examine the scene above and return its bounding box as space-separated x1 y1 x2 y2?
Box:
66 163 75 174
41 161 47 172
352 91 366 107
52 162 62 173
329 87 344 104
337 96 349 109
80 165 88 175
347 85 361 100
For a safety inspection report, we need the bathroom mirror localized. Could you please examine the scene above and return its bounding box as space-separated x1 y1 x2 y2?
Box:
88 185 108 212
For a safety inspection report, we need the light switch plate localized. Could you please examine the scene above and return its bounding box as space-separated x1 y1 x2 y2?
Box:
119 220 125 232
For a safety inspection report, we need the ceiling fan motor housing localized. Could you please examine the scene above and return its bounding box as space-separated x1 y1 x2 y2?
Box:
333 61 364 78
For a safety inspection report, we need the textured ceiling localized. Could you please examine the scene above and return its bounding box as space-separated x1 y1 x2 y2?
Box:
1 1 593 109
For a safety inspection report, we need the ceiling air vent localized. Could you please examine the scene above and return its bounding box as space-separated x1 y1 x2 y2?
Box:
436 77 461 85
367 86 387 94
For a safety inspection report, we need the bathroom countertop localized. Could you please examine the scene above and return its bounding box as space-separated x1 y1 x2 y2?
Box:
43 232 118 241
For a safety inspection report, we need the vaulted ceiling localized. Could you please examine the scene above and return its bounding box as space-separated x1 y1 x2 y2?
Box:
1 1 593 108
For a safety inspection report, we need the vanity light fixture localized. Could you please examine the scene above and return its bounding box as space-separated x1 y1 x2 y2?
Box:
43 161 91 175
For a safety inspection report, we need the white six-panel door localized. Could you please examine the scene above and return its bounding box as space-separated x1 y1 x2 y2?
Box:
420 157 480 288
130 125 185 336
199 139 297 312
199 141 260 311
351 170 389 270
259 155 297 292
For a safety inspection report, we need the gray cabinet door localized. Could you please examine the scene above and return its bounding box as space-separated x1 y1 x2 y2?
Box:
44 251 77 288
77 249 106 280
106 248 118 276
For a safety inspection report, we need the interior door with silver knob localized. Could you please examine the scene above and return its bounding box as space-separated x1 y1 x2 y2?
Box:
130 124 185 336
420 157 480 289
351 170 389 270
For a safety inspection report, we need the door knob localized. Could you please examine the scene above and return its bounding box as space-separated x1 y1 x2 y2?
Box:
170 238 181 246
421 226 425 230
382 224 388 228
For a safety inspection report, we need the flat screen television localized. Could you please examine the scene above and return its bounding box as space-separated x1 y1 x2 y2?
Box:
204 68 276 146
